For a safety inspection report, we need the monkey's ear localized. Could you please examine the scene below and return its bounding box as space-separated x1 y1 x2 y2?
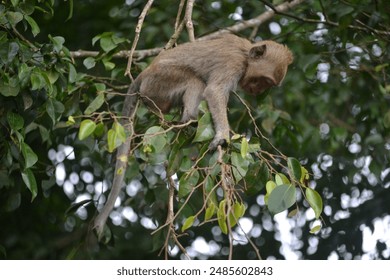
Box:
249 45 267 59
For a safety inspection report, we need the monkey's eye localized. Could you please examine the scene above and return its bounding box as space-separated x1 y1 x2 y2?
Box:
264 77 275 86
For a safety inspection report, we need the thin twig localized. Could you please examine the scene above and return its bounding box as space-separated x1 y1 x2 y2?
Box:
165 20 186 49
125 0 154 80
232 91 287 160
185 0 196 42
175 0 186 31
11 26 38 52
159 175 191 260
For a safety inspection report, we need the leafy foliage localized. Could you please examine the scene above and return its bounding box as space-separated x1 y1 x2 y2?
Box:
1 0 389 260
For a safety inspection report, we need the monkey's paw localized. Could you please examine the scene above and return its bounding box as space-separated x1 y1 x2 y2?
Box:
209 137 229 151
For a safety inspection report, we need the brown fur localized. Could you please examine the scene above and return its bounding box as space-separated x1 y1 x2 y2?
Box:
133 34 293 148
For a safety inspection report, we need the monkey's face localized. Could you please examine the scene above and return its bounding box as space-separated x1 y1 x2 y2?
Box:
240 76 276 95
240 41 293 95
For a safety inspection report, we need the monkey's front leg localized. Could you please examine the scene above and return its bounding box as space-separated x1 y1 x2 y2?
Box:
204 85 230 150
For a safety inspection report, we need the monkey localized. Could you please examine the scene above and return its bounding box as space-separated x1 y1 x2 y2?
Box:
93 34 293 239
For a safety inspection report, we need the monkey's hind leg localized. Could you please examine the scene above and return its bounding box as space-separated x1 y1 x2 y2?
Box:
203 84 231 150
180 78 206 123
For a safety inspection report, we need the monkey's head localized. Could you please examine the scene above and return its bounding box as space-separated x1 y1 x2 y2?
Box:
240 41 293 95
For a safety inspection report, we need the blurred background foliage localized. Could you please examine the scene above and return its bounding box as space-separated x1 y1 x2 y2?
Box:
0 0 389 259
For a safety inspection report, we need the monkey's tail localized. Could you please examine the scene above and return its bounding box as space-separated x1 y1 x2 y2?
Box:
93 81 140 240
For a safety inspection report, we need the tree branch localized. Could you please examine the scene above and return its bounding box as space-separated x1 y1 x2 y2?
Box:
201 0 306 40
70 0 305 59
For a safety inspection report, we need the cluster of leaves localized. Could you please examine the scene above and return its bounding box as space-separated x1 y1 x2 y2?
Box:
76 91 323 243
0 0 74 202
0 1 129 206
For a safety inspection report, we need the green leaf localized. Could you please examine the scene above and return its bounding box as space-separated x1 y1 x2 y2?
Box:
24 15 40 37
111 35 126 45
84 93 105 114
100 34 116 52
178 170 199 198
229 202 245 227
204 203 216 221
310 224 322 234
83 57 96 69
181 216 195 232
10 0 19 7
288 208 299 218
287 157 302 182
266 180 276 194
65 0 74 21
30 71 46 90
204 176 218 209
204 175 214 194
244 162 268 196
231 151 249 182
0 80 20 96
7 112 24 131
240 137 248 158
46 99 56 125
103 60 115 71
18 63 32 86
78 119 96 140
21 169 38 201
374 63 388 72
38 125 50 143
6 11 23 26
67 116 75 126
167 144 183 176
113 122 126 143
264 180 276 205
68 63 77 83
107 127 124 153
235 202 246 218
46 70 59 84
93 122 105 138
50 36 65 53
95 83 106 92
144 126 167 153
107 129 115 153
53 99 65 114
305 188 323 219
92 34 101 46
217 200 228 234
19 1 35 15
7 42 19 63
300 166 309 183
275 173 290 186
193 112 214 143
268 184 296 215
21 142 38 169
